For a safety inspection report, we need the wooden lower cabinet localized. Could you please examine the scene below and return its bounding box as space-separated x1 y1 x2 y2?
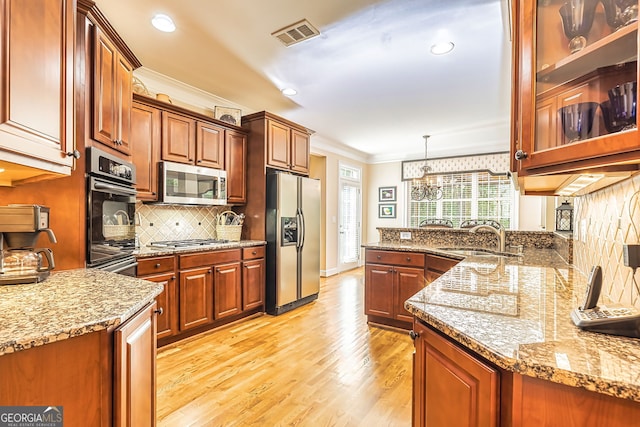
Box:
139 245 265 345
114 302 158 427
137 256 178 339
0 302 157 426
214 261 242 319
425 254 459 285
412 318 500 427
179 266 214 330
413 318 640 426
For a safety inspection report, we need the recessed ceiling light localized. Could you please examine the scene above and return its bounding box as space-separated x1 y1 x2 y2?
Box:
152 14 176 32
430 41 454 55
281 88 297 96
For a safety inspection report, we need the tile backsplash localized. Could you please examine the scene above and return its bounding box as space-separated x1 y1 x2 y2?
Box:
135 202 227 246
574 173 640 307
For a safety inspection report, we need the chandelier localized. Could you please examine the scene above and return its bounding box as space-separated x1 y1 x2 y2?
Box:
411 135 443 201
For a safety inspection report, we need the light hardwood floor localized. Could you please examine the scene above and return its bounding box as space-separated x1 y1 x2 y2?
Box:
156 267 414 427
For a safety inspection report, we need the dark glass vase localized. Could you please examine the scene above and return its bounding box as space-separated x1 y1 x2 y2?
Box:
559 102 599 143
615 0 638 25
559 0 599 53
607 81 637 131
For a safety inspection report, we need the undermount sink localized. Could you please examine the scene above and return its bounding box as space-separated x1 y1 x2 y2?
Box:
437 247 521 258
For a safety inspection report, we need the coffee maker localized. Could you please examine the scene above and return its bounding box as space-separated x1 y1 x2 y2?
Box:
0 205 56 285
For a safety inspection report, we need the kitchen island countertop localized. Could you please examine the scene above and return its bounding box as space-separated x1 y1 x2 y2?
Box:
0 269 163 356
363 241 640 402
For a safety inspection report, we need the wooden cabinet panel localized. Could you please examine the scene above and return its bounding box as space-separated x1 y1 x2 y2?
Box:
114 302 157 427
413 319 499 427
0 0 75 175
162 111 196 164
535 96 558 152
242 245 265 260
93 26 132 155
364 263 395 318
290 129 310 174
179 249 241 270
266 119 291 169
131 102 161 201
196 122 225 169
366 250 425 268
138 256 175 276
214 261 242 319
225 129 247 204
179 267 213 330
394 266 425 323
141 272 177 340
242 258 265 311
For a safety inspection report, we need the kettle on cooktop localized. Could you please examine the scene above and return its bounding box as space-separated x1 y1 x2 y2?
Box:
0 204 56 285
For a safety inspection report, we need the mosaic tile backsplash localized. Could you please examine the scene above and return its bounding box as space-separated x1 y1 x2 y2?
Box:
135 202 228 246
574 173 640 307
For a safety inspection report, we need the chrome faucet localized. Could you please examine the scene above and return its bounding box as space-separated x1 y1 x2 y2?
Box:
469 224 506 253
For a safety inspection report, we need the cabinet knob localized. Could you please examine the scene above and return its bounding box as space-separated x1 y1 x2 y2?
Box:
155 263 161 268
152 192 157 196
406 257 411 262
252 251 257 255
409 330 419 341
377 255 381 260
514 150 528 160
389 268 393 273
66 150 81 159
154 307 164 316
207 270 211 274
171 276 176 280
197 159 202 163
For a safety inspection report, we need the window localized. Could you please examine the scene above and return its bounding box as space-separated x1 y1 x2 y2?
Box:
407 171 513 229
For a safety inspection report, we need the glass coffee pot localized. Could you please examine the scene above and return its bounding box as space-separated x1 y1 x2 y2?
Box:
1 248 55 281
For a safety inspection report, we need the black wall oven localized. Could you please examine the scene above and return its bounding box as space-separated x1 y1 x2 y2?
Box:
86 147 138 276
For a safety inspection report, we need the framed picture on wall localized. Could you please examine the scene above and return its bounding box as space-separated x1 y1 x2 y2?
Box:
379 204 396 218
378 186 397 202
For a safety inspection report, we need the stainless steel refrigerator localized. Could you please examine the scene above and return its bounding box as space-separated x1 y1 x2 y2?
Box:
266 172 320 315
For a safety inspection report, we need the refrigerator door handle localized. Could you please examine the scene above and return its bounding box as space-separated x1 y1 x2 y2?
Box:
297 210 305 249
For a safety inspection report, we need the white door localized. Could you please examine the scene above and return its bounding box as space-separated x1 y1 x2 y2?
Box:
338 179 361 272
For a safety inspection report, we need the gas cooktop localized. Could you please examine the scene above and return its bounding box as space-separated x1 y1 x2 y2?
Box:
147 238 229 249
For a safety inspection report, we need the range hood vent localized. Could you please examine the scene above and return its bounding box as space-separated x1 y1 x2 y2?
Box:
272 19 320 47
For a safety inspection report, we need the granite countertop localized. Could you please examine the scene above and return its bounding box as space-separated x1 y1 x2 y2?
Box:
0 269 164 356
363 242 640 402
135 239 267 258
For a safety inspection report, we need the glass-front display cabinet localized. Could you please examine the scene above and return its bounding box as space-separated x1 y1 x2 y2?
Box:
512 0 639 178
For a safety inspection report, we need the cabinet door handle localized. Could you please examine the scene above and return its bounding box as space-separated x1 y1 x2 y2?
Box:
66 149 81 159
514 150 528 160
409 330 419 341
154 307 164 316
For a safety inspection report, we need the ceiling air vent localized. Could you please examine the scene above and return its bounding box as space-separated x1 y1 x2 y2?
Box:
272 19 320 47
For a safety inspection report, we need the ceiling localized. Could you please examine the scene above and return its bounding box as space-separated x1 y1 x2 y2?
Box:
94 0 513 163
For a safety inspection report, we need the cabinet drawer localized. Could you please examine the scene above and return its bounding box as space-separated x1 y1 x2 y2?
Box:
179 249 242 269
137 256 175 276
366 250 425 268
242 246 265 260
426 254 458 274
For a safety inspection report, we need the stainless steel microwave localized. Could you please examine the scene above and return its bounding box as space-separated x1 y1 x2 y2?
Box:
158 161 227 206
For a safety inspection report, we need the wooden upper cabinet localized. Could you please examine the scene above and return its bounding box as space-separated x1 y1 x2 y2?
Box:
161 111 196 164
196 122 225 169
267 119 291 170
512 0 640 184
0 0 75 179
161 112 229 168
291 129 311 173
261 115 311 175
93 26 133 155
225 129 247 204
131 101 161 201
